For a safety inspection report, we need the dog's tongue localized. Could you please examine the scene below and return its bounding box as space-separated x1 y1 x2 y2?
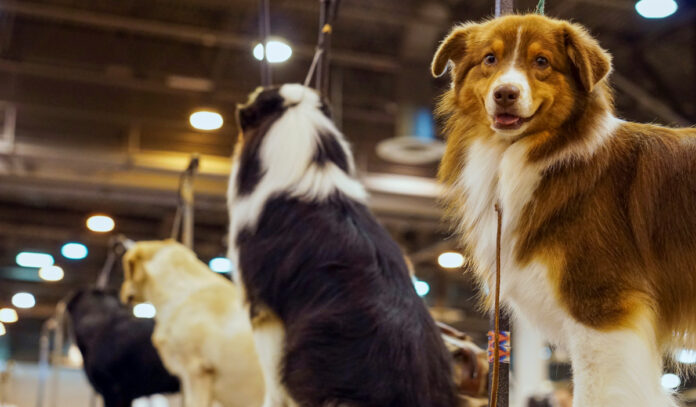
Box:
495 114 520 126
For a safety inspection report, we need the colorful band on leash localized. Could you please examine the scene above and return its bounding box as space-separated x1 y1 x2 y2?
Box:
487 331 511 363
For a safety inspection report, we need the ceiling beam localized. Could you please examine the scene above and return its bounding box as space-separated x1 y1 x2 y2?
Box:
0 0 399 73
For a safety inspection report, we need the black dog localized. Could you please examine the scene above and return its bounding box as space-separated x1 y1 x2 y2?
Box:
228 84 457 407
66 288 179 407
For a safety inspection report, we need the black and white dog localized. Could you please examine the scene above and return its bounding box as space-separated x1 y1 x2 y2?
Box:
227 84 457 407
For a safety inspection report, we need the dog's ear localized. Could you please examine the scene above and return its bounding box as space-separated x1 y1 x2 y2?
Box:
562 22 612 92
122 249 145 284
431 23 478 78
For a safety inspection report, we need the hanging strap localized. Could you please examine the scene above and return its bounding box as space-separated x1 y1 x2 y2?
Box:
304 0 341 98
258 0 272 86
95 235 134 289
170 155 199 249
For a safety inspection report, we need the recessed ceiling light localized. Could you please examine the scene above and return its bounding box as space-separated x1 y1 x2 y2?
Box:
67 344 83 367
253 40 293 63
0 322 5 336
0 308 17 324
133 303 156 319
61 242 88 260
412 277 430 297
190 110 223 131
12 292 36 309
87 215 115 233
16 252 54 268
209 257 233 273
661 373 681 389
438 252 465 269
677 349 696 364
39 265 64 282
635 0 677 18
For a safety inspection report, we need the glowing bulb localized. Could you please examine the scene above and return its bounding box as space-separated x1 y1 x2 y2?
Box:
635 0 677 18
39 265 64 282
438 252 465 269
67 344 83 366
87 215 115 233
133 303 156 319
252 40 293 63
16 252 54 268
541 346 553 360
677 349 696 364
661 373 681 389
0 308 18 323
209 257 232 273
253 43 265 61
0 322 5 336
61 242 88 260
12 292 36 309
412 277 430 297
190 111 223 131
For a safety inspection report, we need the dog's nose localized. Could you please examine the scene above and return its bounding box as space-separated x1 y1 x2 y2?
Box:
494 85 520 107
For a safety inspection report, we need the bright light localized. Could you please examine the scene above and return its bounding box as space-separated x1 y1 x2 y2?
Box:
87 215 115 233
12 292 36 309
133 303 156 319
67 344 83 367
39 265 64 282
190 111 223 131
363 173 443 198
209 257 233 273
0 308 18 323
0 322 5 336
253 40 293 63
16 252 54 268
661 373 681 389
412 277 430 297
677 349 696 364
61 243 88 260
541 346 552 360
635 0 677 18
438 252 465 269
253 43 264 61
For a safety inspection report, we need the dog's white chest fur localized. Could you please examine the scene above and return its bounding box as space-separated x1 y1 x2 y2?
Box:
457 139 568 344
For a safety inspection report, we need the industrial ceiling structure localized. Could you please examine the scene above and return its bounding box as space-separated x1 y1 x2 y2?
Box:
0 0 693 386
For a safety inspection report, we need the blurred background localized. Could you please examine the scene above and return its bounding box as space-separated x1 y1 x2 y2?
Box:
0 0 693 406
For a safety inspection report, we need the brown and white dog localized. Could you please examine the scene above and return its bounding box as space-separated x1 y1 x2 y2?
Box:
432 14 696 407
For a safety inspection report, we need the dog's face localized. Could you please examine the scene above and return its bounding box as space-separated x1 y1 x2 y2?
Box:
234 85 331 153
120 240 171 304
432 14 611 140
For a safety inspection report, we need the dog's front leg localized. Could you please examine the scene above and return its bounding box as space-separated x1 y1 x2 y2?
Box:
180 362 215 407
567 322 678 407
252 310 291 407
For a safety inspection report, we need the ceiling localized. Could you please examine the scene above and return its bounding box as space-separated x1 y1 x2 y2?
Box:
0 0 693 392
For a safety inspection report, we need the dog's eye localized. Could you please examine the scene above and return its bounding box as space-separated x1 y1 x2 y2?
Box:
535 56 549 68
483 53 497 66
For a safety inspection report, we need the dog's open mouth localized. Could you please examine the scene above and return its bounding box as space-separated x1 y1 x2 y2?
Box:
493 113 530 130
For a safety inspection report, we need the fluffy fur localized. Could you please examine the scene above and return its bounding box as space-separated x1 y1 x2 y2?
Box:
432 14 696 407
120 240 265 407
66 288 180 407
227 84 457 407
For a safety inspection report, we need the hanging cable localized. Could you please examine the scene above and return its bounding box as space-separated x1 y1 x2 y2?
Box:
170 155 199 249
258 0 272 86
304 0 341 99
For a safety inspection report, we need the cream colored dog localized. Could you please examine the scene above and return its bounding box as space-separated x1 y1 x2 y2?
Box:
121 240 264 407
